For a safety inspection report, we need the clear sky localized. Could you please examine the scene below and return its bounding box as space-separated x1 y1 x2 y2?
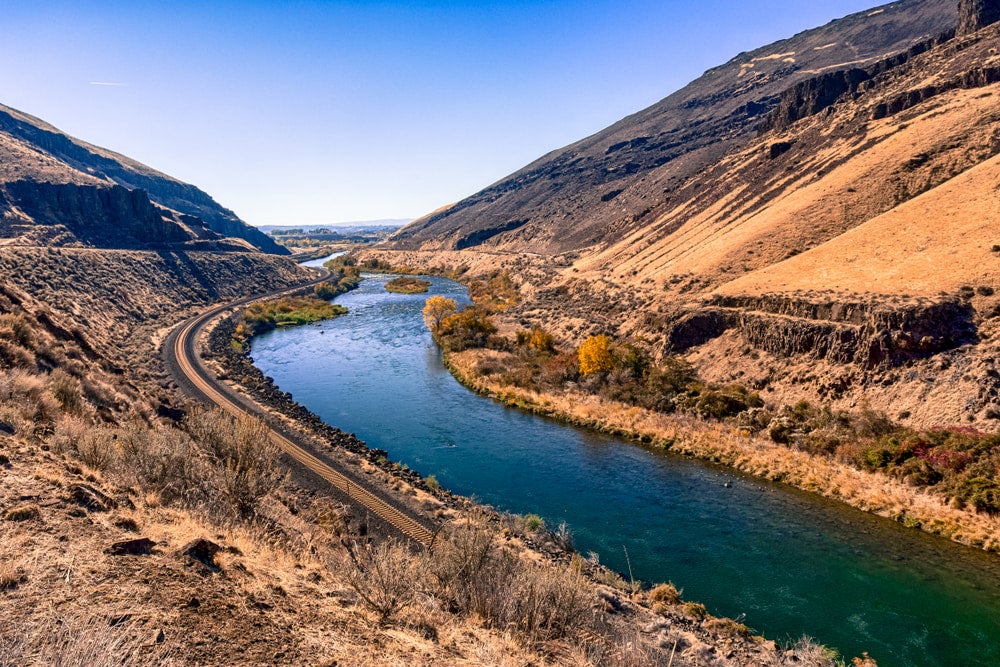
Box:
3 1 881 226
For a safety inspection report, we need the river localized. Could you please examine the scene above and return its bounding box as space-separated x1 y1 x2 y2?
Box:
251 266 1000 666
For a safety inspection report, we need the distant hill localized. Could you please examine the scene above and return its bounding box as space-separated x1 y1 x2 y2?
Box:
258 219 411 233
0 103 287 254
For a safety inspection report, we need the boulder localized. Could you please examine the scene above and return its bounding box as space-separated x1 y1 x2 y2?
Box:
178 538 222 570
107 538 156 556
70 483 117 512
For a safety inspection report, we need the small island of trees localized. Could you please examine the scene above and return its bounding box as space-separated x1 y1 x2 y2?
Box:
386 277 432 294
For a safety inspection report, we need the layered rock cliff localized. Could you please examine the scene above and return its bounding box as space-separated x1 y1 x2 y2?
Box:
958 0 1000 34
681 295 979 369
0 104 286 254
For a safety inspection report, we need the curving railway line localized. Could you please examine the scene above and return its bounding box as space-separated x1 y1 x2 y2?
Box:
162 268 435 546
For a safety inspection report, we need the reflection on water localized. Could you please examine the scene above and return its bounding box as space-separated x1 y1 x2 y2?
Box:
252 272 1000 666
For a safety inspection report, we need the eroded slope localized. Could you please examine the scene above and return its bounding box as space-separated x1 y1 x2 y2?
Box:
391 0 956 255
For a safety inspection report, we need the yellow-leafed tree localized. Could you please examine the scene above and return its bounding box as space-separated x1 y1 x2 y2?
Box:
578 335 615 376
422 296 458 333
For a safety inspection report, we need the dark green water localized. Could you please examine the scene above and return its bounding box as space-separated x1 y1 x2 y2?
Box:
253 269 1000 666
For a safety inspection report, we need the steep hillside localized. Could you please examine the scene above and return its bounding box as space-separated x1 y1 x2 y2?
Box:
0 209 821 667
391 0 957 254
0 103 286 254
364 1 1000 428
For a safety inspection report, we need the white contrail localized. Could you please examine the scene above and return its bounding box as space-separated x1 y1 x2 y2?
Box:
89 82 127 87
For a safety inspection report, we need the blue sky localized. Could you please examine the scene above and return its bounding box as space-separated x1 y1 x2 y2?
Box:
3 1 880 226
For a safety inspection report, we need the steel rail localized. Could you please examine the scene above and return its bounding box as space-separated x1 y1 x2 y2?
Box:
165 268 434 546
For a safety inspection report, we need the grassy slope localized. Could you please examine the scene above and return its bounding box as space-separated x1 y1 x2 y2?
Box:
716 148 1000 297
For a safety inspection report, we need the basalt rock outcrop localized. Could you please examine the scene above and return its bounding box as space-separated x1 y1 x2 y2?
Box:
686 295 979 368
0 180 213 249
0 103 288 254
958 0 1000 35
761 31 956 132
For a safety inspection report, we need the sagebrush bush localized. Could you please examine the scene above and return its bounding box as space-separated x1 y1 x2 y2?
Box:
48 369 82 414
74 427 118 470
0 339 34 369
186 409 284 518
422 517 595 643
344 539 417 623
117 422 208 506
0 313 34 348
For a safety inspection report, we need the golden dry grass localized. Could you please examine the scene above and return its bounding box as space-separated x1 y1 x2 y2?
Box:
718 148 1000 297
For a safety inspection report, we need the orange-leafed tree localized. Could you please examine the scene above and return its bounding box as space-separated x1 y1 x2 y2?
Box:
422 296 458 333
578 335 615 376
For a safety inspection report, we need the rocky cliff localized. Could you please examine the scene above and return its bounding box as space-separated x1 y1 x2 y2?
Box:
0 181 211 248
958 0 1000 34
0 104 287 254
685 295 979 368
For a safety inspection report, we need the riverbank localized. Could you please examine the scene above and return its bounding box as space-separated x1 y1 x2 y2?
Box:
197 269 886 665
444 347 1000 553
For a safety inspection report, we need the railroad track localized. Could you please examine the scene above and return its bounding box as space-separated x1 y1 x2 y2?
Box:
164 269 435 546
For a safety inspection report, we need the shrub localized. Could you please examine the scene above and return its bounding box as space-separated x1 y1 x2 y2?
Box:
0 340 34 369
705 617 750 638
854 407 896 438
578 335 615 376
117 423 207 506
690 386 763 420
957 477 1000 514
437 307 496 351
186 409 284 518
549 521 574 552
682 601 708 620
424 518 512 620
791 637 842 666
75 428 118 471
344 539 417 623
0 314 34 348
313 282 340 299
523 514 545 532
649 583 681 606
647 356 696 392
516 327 556 354
468 271 520 311
509 562 593 642
613 342 649 379
422 518 593 643
48 369 82 415
541 352 580 385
